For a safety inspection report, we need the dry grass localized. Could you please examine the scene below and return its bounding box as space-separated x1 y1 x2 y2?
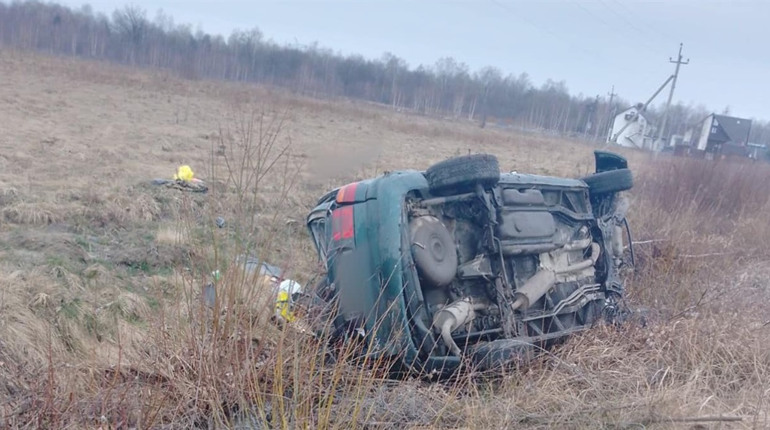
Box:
156 224 191 246
1 50 770 428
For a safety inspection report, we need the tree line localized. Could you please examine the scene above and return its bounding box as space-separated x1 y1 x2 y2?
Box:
1 1 768 145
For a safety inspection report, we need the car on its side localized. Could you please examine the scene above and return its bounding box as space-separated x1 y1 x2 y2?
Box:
305 151 634 374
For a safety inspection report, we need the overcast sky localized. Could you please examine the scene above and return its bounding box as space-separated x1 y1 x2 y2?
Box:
59 0 770 120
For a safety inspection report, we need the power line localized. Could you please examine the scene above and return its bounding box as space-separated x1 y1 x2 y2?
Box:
568 0 666 57
597 0 654 41
487 0 569 44
608 0 679 43
481 0 667 107
570 0 615 30
484 0 640 75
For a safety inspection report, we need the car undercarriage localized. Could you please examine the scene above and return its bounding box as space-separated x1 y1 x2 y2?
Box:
305 151 634 372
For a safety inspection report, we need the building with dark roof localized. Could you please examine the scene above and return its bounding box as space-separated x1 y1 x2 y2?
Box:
692 114 753 157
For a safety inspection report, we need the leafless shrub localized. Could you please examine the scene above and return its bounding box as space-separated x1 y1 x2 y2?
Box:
638 157 770 220
627 157 770 315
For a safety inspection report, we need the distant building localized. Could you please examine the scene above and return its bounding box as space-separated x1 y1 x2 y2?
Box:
747 142 768 160
669 134 685 147
692 114 753 157
607 103 655 150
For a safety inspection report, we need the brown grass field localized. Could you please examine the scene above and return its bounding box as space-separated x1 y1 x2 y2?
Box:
1 49 770 429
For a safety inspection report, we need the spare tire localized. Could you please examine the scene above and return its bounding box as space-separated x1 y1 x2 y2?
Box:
425 154 500 195
410 216 458 288
581 168 633 195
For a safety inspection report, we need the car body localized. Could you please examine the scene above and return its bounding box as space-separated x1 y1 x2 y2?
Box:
306 151 633 374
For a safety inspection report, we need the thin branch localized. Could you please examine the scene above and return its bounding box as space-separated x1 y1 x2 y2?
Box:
630 239 667 245
678 251 738 259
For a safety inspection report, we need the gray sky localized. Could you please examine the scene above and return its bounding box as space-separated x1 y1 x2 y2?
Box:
61 0 770 120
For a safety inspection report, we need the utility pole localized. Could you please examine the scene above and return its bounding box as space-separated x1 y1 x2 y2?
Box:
585 94 600 138
607 85 616 108
656 43 689 148
602 85 616 142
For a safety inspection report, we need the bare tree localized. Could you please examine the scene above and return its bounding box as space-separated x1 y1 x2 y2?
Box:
112 5 147 64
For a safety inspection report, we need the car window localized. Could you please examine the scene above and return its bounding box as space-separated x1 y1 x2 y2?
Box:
309 217 330 261
308 201 333 262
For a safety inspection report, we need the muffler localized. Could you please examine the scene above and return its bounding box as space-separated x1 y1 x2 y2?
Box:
511 269 556 311
433 298 486 356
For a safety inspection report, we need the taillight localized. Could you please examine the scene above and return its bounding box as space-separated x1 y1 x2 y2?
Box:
336 182 359 204
332 206 354 241
332 182 359 242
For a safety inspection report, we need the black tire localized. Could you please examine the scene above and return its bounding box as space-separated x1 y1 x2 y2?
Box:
469 339 534 371
425 154 500 195
581 168 633 195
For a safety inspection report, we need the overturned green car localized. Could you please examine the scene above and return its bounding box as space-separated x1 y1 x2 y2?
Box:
305 151 634 374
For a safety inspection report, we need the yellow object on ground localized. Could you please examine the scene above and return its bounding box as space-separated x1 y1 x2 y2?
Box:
275 290 295 322
173 165 194 182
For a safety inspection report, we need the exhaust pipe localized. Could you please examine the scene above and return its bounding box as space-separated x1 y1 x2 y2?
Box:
511 269 556 311
512 242 601 311
433 298 486 356
435 242 603 355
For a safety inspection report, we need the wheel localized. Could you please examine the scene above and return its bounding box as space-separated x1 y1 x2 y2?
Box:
425 153 500 195
409 216 458 288
469 339 534 370
580 168 633 195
